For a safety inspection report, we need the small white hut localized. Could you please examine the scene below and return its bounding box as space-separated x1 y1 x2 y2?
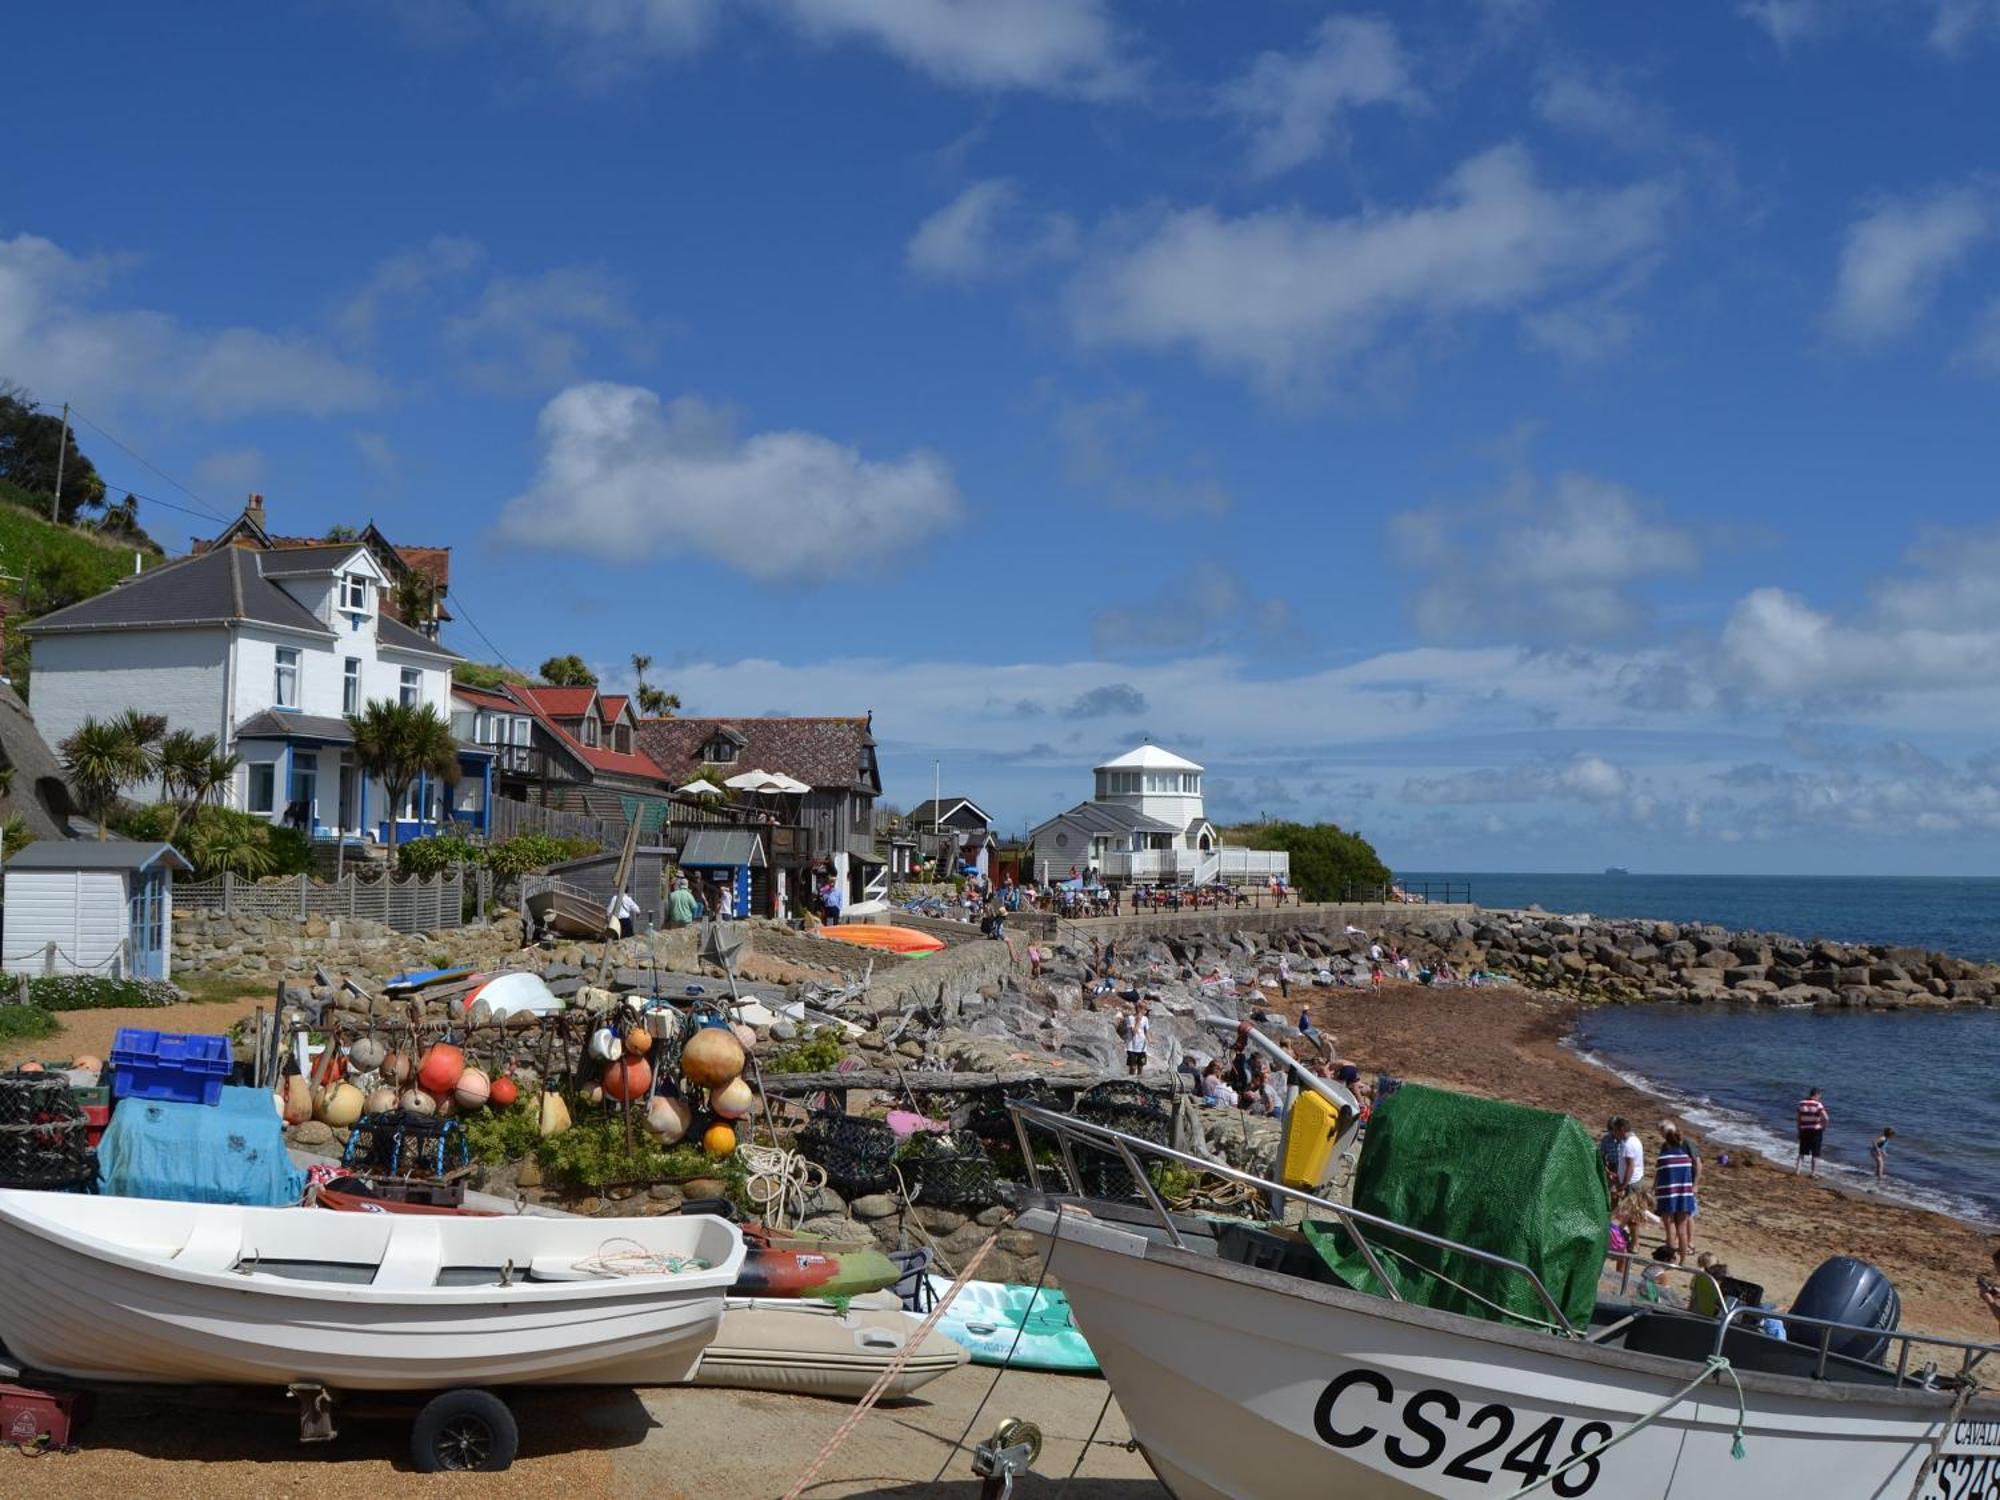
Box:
3 842 193 981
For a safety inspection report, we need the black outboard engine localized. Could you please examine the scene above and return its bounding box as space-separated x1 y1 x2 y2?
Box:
1788 1255 1901 1364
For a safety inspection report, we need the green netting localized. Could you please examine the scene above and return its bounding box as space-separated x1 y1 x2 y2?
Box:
1302 1084 1608 1331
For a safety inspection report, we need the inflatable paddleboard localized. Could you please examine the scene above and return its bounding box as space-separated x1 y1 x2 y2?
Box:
926 1275 1099 1373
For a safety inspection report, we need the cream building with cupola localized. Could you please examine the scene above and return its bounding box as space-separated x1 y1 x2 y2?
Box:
1028 743 1288 887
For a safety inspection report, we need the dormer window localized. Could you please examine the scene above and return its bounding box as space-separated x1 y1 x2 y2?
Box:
340 573 368 613
581 718 600 747
704 737 738 764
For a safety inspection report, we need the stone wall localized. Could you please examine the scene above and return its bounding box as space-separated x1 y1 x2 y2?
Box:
173 908 529 983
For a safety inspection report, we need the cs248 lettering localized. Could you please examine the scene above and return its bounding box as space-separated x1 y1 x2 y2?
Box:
1313 1367 1613 1495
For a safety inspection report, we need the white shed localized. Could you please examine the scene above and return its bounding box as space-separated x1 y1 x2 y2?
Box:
3 842 193 981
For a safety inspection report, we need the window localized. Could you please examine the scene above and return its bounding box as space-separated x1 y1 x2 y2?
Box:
705 738 737 764
247 763 276 814
581 718 600 747
399 668 420 708
614 725 631 753
343 657 361 715
274 647 300 708
340 573 368 612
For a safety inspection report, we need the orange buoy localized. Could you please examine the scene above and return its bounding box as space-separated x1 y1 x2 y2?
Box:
489 1074 519 1109
622 1025 653 1057
381 1051 413 1086
702 1122 737 1157
601 1056 652 1103
680 1027 745 1088
418 1043 466 1094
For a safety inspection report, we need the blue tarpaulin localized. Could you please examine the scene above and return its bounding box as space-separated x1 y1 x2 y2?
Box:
98 1084 306 1206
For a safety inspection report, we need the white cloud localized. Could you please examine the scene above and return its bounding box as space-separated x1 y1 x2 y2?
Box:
1532 63 1667 151
1403 753 1630 806
0 233 383 419
1720 582 2000 698
1929 0 2000 52
764 0 1134 95
1221 16 1420 178
496 381 963 581
1739 0 1825 46
1066 145 1674 396
503 0 717 59
1389 471 1700 643
1964 297 2000 369
1828 186 1990 342
337 235 484 342
1053 389 1233 517
445 265 643 393
1090 559 1295 655
191 447 267 501
906 180 1076 280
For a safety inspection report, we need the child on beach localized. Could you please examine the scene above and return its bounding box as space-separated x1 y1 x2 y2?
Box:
1640 1245 1678 1304
1872 1126 1895 1181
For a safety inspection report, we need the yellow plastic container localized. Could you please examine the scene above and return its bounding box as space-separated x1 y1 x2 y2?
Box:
1280 1089 1341 1189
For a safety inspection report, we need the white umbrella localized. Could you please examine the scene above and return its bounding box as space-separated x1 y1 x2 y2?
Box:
678 779 721 796
766 773 811 795
723 768 780 792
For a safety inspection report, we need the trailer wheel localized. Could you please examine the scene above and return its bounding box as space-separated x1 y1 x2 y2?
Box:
411 1388 517 1472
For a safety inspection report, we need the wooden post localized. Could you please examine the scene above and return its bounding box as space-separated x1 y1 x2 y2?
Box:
222 870 235 915
298 873 309 919
42 942 55 976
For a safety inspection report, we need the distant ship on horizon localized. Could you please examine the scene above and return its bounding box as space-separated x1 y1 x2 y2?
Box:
1604 866 1631 876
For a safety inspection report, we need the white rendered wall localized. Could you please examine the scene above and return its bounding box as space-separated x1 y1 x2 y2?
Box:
26 628 232 802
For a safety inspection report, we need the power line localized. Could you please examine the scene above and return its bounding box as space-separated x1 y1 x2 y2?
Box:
12 396 228 523
445 589 525 677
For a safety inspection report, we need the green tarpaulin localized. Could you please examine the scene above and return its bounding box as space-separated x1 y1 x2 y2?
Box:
1304 1084 1608 1331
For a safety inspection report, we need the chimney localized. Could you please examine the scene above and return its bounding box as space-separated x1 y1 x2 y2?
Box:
246 493 266 527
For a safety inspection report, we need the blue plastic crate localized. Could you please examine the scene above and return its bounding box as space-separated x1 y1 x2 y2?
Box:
108 1029 232 1107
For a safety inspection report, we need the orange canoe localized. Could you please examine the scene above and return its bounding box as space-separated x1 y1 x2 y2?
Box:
818 924 946 955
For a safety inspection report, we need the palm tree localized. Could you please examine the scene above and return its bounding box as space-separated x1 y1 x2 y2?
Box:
631 651 680 717
156 729 215 833
59 713 162 839
390 569 436 633
347 700 459 851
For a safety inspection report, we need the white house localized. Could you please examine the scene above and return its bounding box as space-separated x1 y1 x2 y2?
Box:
23 531 486 844
1029 744 1289 888
2 842 192 980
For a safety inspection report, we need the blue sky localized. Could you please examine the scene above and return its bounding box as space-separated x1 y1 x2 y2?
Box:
7 0 2000 874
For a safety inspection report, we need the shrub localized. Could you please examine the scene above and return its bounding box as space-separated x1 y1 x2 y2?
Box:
463 1102 544 1165
266 825 314 876
485 832 597 879
0 1006 58 1042
527 1112 748 1197
397 830 481 878
763 1026 848 1075
27 975 181 1012
182 806 281 879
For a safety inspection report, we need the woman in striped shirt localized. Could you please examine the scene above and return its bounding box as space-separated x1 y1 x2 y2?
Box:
1653 1123 1700 1263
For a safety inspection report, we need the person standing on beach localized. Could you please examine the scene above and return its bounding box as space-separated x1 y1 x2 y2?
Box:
1599 1117 1627 1196
1654 1123 1699 1262
1871 1126 1895 1181
1610 1119 1645 1211
1119 997 1151 1077
1795 1088 1830 1177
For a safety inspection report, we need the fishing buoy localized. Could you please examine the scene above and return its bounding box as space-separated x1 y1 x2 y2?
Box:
365 1085 399 1115
730 1022 756 1052
539 1091 572 1137
587 1085 605 1107
71 1054 103 1075
621 1024 653 1057
381 1051 413 1086
317 1081 366 1128
453 1067 491 1111
489 1074 519 1109
588 1026 624 1063
399 1089 437 1117
348 1036 387 1072
17 1062 42 1074
645 1094 691 1142
282 1075 314 1125
710 1076 755 1120
702 1122 737 1157
680 1026 745 1088
602 1057 652 1103
418 1042 466 1094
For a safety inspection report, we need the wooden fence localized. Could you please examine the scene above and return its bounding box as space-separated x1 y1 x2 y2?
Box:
176 870 471 932
488 795 628 847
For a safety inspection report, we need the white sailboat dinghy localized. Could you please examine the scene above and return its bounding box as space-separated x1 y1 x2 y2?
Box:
1007 1099 2000 1500
0 1189 745 1391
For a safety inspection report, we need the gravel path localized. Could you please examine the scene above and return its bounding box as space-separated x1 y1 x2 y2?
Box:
0 994 265 1069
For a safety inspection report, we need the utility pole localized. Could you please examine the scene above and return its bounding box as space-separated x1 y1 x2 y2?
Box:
51 403 69 523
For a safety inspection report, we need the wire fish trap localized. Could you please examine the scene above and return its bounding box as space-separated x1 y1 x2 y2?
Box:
894 1129 999 1209
796 1112 898 1200
1073 1082 1171 1202
0 1073 96 1191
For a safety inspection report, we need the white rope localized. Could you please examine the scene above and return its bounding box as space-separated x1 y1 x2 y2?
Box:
568 1235 712 1278
1504 1355 1746 1499
740 1143 827 1232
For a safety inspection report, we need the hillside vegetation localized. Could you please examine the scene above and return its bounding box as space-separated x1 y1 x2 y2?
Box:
0 478 166 687
1218 819 1393 901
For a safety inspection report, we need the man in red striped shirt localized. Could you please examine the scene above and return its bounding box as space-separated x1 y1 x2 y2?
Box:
1795 1088 1830 1177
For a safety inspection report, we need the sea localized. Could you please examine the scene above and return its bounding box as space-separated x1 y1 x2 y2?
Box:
1400 872 2000 1227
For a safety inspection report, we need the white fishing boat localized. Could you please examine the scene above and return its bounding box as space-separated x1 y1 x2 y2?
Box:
1008 1102 2000 1500
0 1189 744 1391
685 1293 968 1399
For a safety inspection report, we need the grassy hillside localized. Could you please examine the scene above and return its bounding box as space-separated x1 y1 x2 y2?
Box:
454 660 541 690
0 478 167 688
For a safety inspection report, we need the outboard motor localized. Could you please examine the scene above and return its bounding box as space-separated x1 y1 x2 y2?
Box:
1788 1255 1901 1364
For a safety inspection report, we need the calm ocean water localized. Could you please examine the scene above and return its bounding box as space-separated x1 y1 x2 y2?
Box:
1401 872 2000 1226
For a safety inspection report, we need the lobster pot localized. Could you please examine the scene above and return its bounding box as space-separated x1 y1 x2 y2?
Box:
343 1111 470 1179
797 1112 898 1199
895 1130 999 1209
0 1074 96 1190
1073 1082 1171 1202
966 1083 1070 1190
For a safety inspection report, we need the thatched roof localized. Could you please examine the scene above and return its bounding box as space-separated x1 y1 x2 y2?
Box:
0 682 80 841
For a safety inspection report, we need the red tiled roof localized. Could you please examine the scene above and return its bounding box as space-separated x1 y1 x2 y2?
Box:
599 694 630 722
514 684 598 718
637 716 878 792
494 684 670 787
451 684 518 711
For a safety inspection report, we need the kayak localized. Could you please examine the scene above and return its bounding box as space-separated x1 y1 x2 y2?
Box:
818 925 946 956
926 1275 1099 1373
383 965 474 991
463 970 565 1019
733 1244 902 1299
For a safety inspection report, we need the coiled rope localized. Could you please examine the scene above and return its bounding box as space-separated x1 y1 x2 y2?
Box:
739 1143 827 1232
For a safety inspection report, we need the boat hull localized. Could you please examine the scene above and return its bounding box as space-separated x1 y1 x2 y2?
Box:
685 1297 967 1399
1022 1210 1997 1500
0 1191 741 1392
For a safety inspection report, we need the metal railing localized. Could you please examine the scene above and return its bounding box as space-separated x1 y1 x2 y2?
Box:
176 870 466 931
1005 1101 1578 1337
1708 1296 1993 1387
